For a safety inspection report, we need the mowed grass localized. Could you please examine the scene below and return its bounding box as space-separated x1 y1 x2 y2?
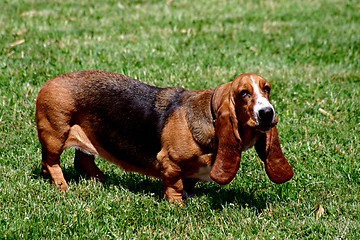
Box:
1 0 359 238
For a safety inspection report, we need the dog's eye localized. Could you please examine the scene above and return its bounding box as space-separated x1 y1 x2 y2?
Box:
264 85 271 94
240 90 250 98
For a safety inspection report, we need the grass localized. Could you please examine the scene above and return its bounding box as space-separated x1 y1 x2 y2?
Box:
1 0 359 238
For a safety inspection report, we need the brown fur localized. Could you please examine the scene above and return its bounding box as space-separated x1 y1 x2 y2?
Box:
35 70 293 202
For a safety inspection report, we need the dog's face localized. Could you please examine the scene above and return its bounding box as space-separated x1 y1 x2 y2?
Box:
209 73 293 185
231 73 278 133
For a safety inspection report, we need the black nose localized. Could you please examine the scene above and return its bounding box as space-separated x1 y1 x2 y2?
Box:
259 107 274 123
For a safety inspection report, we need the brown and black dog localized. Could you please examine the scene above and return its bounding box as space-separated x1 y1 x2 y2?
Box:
35 70 293 202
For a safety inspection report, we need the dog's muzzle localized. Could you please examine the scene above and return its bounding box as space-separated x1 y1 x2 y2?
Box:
256 107 277 132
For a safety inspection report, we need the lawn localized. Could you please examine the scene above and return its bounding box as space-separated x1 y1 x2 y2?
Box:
0 0 359 238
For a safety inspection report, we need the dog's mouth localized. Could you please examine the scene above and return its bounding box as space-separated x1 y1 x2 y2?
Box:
247 118 277 133
257 123 274 133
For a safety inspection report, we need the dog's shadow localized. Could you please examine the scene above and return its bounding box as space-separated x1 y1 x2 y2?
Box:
107 174 269 211
33 166 268 211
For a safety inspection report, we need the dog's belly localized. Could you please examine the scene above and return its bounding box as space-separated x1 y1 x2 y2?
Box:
97 147 162 179
64 124 162 178
95 125 162 170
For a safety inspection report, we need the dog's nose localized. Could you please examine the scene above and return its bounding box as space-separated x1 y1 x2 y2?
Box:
258 107 274 123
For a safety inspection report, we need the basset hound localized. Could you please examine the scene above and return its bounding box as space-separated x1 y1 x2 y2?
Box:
35 70 293 202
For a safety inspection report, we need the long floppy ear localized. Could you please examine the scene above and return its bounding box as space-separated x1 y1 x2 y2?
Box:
209 85 242 185
255 126 293 183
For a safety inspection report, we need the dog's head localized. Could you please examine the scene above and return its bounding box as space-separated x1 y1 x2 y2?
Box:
209 74 293 185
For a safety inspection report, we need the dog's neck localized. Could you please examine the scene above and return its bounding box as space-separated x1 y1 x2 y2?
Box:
183 89 216 149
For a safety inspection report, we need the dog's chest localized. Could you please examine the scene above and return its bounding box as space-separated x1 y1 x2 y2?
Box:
242 135 259 151
185 166 213 182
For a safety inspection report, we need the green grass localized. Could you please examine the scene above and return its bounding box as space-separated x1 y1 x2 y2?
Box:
1 0 359 238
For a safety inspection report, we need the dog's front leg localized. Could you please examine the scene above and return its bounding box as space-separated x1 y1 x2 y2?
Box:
162 162 183 203
163 178 183 203
158 151 184 203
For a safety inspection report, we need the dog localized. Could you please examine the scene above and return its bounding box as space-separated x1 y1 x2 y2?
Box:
35 70 293 202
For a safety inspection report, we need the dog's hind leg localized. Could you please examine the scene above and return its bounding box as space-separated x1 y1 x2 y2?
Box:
35 79 78 192
38 126 69 192
74 150 106 183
